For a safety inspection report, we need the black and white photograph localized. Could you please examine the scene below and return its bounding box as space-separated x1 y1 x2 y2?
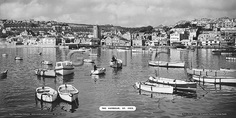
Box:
0 0 236 118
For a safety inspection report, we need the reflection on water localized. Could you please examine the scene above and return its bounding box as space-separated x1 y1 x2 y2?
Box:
1 47 236 118
35 98 79 113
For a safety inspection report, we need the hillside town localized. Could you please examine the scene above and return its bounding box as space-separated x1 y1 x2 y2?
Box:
0 17 236 48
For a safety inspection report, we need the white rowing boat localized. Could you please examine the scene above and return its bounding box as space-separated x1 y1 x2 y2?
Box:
192 75 236 84
35 69 56 77
148 61 185 68
220 68 236 72
42 60 53 65
135 82 174 94
148 76 197 88
83 59 95 63
91 67 106 75
186 68 236 77
58 84 79 102
36 86 58 102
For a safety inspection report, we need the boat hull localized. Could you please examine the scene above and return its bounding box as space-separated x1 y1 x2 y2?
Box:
135 82 173 94
110 59 122 68
42 61 53 65
148 76 197 88
55 69 74 76
187 68 236 77
84 59 94 63
35 69 56 77
192 75 236 84
36 87 58 102
91 68 106 75
149 61 185 68
58 84 79 103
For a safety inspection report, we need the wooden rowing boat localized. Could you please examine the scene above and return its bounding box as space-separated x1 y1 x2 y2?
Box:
36 86 58 102
91 68 106 75
148 76 197 88
192 75 236 84
58 84 79 102
35 69 56 77
148 61 185 68
186 68 236 77
135 82 174 94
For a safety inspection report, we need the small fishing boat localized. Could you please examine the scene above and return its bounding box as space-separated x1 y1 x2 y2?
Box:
58 84 79 102
42 60 53 65
83 59 95 63
148 76 197 88
35 86 58 102
186 68 236 77
226 57 236 60
35 69 56 77
192 75 236 84
148 61 185 68
15 56 23 60
91 67 106 75
110 59 123 68
55 61 74 75
0 70 8 79
2 53 7 57
220 68 236 72
89 53 98 56
135 82 174 94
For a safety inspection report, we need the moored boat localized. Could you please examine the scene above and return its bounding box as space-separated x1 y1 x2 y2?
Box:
35 86 58 102
0 70 8 79
212 48 236 55
110 59 122 68
2 53 7 57
186 68 236 77
42 60 53 65
220 68 236 72
89 53 98 56
15 56 23 60
35 69 56 77
148 61 185 68
135 82 174 94
226 57 236 60
192 75 236 84
55 61 74 75
148 76 197 88
91 67 106 75
83 59 95 63
58 84 79 102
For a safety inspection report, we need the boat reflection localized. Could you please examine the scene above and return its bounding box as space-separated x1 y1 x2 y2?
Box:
112 68 122 75
91 74 105 83
35 98 79 113
56 73 75 84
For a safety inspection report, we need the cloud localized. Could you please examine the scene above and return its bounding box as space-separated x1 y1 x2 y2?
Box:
0 0 236 27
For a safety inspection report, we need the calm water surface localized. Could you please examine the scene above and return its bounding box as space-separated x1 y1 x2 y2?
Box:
0 47 236 118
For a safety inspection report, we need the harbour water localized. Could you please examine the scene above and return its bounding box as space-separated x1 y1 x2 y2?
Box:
0 47 236 118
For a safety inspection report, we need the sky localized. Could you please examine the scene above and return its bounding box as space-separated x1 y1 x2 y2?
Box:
0 0 236 27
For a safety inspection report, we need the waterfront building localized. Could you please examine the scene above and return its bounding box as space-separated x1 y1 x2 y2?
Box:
103 35 130 46
220 28 236 46
40 36 57 47
198 31 221 46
